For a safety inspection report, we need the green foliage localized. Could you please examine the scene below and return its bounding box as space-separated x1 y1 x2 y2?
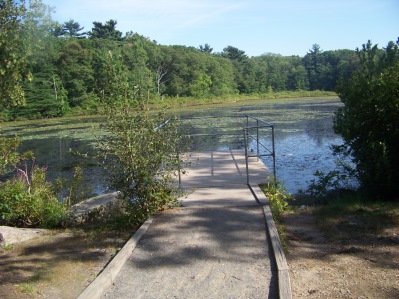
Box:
98 52 183 226
0 137 23 176
0 164 66 228
260 182 293 222
88 19 123 40
0 0 29 108
0 0 378 121
303 143 358 202
199 43 213 54
101 107 182 225
189 73 212 98
14 74 70 119
57 19 86 38
54 166 92 208
334 39 399 199
305 170 347 202
260 182 292 251
0 0 54 109
57 40 94 107
0 137 92 228
0 137 37 178
222 46 248 62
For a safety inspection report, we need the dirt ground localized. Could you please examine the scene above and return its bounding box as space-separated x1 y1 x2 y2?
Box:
1 208 398 299
283 210 399 299
0 228 132 299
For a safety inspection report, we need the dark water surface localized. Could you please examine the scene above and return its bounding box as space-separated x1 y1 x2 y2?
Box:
0 97 342 194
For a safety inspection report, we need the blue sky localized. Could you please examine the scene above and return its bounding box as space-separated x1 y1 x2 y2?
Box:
44 0 399 57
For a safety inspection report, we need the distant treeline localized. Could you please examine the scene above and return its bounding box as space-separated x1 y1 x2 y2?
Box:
1 15 383 120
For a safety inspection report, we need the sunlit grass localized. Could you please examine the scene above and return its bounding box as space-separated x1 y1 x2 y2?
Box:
152 91 337 110
18 283 36 294
315 194 399 240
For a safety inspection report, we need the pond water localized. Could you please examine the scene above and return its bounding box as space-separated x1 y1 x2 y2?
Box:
176 97 343 193
0 97 343 194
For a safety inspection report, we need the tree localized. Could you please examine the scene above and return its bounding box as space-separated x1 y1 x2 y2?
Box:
60 19 86 38
206 56 237 96
221 46 248 93
88 19 123 40
15 74 69 118
287 56 309 90
156 66 167 94
121 38 151 98
334 39 399 199
99 51 182 225
199 43 213 54
189 72 212 98
303 44 324 90
56 40 93 107
0 0 54 109
0 0 29 108
222 45 248 62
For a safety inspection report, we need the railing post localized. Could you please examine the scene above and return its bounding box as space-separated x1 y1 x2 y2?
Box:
256 119 260 161
243 127 249 185
177 147 182 188
272 125 277 183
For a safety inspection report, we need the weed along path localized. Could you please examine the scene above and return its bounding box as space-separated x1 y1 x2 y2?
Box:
78 150 287 298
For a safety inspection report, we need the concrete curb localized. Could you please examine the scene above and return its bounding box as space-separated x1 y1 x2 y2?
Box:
249 184 292 299
76 218 153 299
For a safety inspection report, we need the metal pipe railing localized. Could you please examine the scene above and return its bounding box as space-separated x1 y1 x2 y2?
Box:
165 115 276 185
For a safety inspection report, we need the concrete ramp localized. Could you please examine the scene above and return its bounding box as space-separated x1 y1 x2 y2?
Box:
78 150 286 299
180 185 264 207
180 150 272 187
103 206 278 298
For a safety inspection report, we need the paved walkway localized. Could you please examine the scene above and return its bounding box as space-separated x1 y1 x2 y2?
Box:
78 150 282 298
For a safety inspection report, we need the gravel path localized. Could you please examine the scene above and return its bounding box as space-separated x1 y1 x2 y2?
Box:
103 206 278 298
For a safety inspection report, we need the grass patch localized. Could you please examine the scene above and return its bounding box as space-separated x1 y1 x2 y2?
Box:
18 283 36 294
314 194 399 241
149 90 337 110
2 243 15 251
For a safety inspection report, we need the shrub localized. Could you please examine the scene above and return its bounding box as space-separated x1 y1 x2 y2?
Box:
0 166 66 228
334 39 399 199
98 51 184 227
0 137 66 228
260 182 293 222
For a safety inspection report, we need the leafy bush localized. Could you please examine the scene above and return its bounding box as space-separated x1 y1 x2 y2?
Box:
0 166 66 228
0 137 67 228
0 137 28 176
334 39 399 199
98 51 183 227
302 143 358 203
260 182 293 222
305 170 349 203
54 165 92 207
